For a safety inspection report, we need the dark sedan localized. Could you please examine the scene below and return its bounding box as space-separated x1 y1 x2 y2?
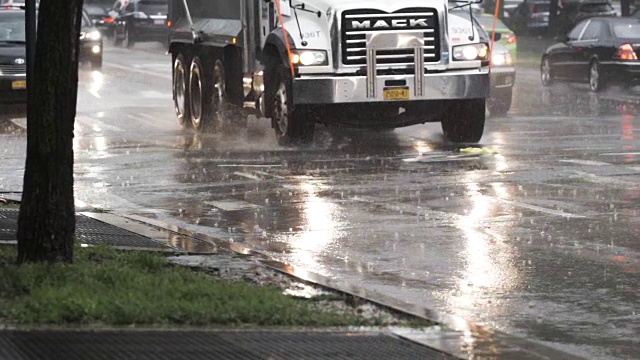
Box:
541 17 640 91
0 7 26 116
79 10 103 69
84 4 114 35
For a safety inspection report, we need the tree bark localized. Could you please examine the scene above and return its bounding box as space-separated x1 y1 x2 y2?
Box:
17 0 85 264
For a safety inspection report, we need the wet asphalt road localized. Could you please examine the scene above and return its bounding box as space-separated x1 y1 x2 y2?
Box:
1 41 639 359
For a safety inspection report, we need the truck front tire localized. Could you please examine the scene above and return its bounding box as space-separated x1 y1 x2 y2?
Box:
173 53 191 129
441 99 485 143
270 63 314 146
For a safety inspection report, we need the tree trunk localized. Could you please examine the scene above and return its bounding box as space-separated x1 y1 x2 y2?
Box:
17 0 85 264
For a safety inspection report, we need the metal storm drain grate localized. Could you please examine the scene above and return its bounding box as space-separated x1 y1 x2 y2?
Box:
0 330 453 360
0 209 168 249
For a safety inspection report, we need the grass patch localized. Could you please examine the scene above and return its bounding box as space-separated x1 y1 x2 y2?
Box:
0 246 378 327
0 201 19 209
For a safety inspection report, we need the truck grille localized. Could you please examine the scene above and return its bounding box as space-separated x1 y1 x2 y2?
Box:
0 64 26 75
341 8 440 67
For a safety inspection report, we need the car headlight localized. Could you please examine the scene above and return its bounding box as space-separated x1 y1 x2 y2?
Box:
491 51 512 66
452 43 490 61
88 30 101 40
80 30 101 41
290 50 328 66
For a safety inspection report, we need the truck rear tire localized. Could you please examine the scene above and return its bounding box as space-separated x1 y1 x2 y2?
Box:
441 99 485 143
189 56 212 132
173 53 191 129
271 64 314 146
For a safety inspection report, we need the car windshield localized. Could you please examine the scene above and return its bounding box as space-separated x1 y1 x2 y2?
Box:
137 0 167 15
84 5 107 16
0 11 25 42
581 3 613 12
476 15 508 30
82 13 92 27
612 23 640 38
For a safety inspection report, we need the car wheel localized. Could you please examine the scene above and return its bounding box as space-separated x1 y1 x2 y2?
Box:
123 28 135 48
173 54 191 129
487 88 512 116
441 98 485 143
589 60 605 92
541 56 554 86
270 63 314 146
91 56 103 70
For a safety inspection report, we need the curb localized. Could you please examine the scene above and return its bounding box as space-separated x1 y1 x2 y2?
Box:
98 212 585 360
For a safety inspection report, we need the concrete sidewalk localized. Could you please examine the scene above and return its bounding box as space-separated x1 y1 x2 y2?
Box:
0 205 585 359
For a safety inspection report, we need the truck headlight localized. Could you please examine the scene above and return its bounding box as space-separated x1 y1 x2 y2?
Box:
452 43 490 61
291 50 328 66
491 51 512 66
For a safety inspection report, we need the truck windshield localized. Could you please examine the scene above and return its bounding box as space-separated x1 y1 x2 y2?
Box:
0 12 25 42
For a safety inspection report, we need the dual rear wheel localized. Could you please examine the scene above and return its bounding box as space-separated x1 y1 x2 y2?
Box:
173 54 241 133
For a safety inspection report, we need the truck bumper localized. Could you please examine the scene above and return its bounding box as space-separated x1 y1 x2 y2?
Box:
292 69 489 105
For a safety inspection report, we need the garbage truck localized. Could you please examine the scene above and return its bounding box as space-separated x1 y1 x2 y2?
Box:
168 0 492 145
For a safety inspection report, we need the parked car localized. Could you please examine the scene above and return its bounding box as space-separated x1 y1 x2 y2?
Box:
555 0 616 35
540 17 640 91
84 4 114 35
509 0 551 35
0 7 26 117
79 10 103 69
489 42 516 115
475 13 518 59
110 0 168 48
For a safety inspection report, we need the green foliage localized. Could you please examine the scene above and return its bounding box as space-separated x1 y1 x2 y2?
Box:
0 246 371 327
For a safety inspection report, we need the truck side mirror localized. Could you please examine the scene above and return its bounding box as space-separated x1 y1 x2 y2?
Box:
554 34 569 43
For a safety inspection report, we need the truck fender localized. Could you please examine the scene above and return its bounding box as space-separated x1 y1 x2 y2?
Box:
263 29 296 67
262 29 296 123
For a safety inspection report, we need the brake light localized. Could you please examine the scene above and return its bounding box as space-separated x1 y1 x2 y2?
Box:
167 20 172 27
103 17 115 23
615 44 637 61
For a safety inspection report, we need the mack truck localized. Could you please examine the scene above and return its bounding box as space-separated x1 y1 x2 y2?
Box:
168 0 491 145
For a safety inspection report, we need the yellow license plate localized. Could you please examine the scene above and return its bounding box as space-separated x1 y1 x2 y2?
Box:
383 87 409 101
11 80 26 90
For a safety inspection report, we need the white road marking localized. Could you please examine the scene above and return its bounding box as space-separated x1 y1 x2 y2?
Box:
559 159 613 166
75 116 125 133
599 152 640 156
495 199 587 218
105 62 172 80
233 172 262 180
204 200 263 212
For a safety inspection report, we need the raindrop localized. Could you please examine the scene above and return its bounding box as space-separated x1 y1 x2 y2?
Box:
265 198 269 204
528 302 536 308
289 228 293 232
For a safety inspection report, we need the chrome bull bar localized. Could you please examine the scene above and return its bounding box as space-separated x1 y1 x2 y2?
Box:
365 31 425 99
